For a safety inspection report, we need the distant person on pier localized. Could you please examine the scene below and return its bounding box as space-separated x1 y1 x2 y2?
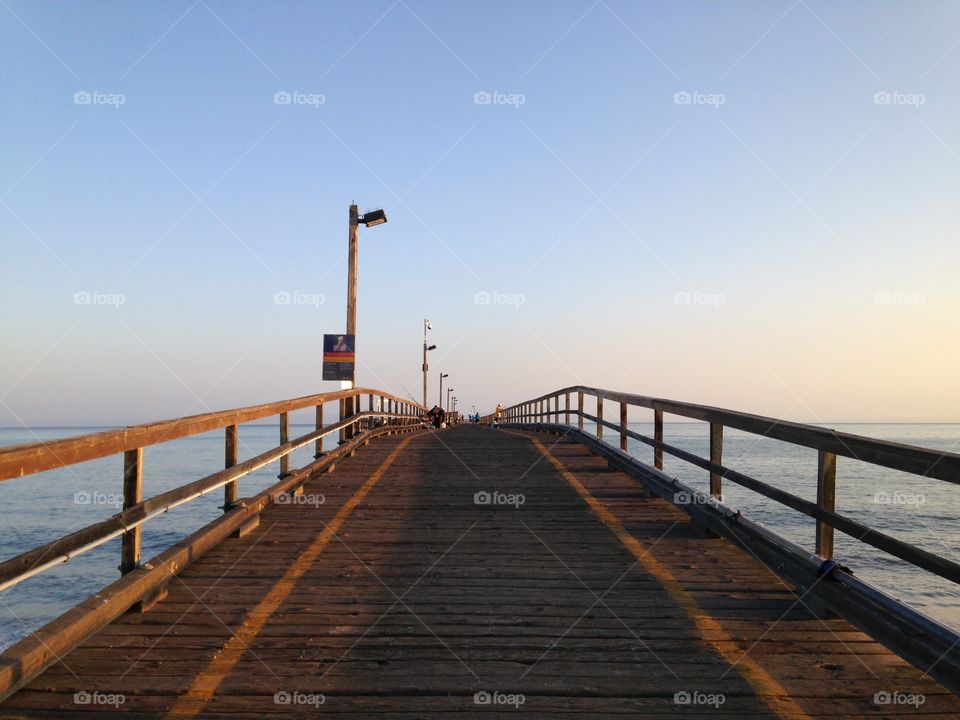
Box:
425 405 446 429
493 404 503 428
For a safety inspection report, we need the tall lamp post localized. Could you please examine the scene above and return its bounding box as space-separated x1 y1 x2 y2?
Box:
446 387 454 412
342 203 387 441
422 319 436 408
438 372 448 408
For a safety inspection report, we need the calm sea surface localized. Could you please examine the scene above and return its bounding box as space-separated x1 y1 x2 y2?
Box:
0 422 957 651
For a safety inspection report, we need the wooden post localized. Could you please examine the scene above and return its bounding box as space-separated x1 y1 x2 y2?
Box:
279 412 289 477
314 404 323 458
338 398 346 444
577 392 584 431
654 409 663 470
565 393 570 425
120 448 142 575
709 422 723 498
619 402 628 451
816 450 837 559
224 425 238 510
596 396 603 440
345 204 359 439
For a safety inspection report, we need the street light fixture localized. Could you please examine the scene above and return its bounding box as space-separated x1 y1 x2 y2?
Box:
446 387 454 412
342 204 387 442
438 373 449 408
359 209 387 227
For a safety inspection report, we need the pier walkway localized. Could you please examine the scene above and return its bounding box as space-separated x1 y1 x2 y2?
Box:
2 425 957 718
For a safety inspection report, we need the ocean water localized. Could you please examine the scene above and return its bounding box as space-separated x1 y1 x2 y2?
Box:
0 422 957 652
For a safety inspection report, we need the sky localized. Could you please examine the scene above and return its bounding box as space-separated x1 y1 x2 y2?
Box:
2 0 960 426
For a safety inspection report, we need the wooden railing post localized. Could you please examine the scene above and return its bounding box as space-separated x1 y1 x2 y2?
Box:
224 425 238 509
338 398 346 444
709 422 723 498
577 392 584 431
596 395 603 440
654 409 663 470
816 450 837 559
565 393 570 425
278 412 290 478
120 448 142 574
619 402 628 451
314 404 323 458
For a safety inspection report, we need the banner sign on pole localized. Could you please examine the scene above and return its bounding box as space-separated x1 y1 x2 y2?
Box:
323 334 355 381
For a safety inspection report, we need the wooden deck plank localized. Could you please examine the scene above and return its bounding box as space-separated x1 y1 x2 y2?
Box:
1 426 956 718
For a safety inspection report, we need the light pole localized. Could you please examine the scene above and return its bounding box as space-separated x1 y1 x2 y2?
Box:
422 319 436 408
342 204 387 442
438 372 448 408
446 387 454 412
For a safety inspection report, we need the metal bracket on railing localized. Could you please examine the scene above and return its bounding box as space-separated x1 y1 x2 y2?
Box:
817 558 853 579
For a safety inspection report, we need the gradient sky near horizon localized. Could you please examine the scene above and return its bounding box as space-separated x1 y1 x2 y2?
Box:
2 0 960 427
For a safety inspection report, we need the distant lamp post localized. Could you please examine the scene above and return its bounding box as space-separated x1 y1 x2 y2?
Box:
446 387 454 412
422 319 436 408
438 373 449 408
343 204 387 442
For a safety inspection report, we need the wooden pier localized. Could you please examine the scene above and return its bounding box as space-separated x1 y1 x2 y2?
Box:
0 388 958 717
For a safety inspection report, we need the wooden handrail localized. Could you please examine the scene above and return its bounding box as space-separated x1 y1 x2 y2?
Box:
501 385 960 483
496 385 959 587
0 386 422 481
0 388 425 592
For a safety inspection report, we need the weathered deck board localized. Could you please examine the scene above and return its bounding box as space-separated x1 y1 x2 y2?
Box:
0 426 956 718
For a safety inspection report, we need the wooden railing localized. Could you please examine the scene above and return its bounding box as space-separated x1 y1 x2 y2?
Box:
498 386 960 584
0 387 424 593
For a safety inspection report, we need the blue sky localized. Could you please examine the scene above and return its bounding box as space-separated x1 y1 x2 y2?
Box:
2 0 960 425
